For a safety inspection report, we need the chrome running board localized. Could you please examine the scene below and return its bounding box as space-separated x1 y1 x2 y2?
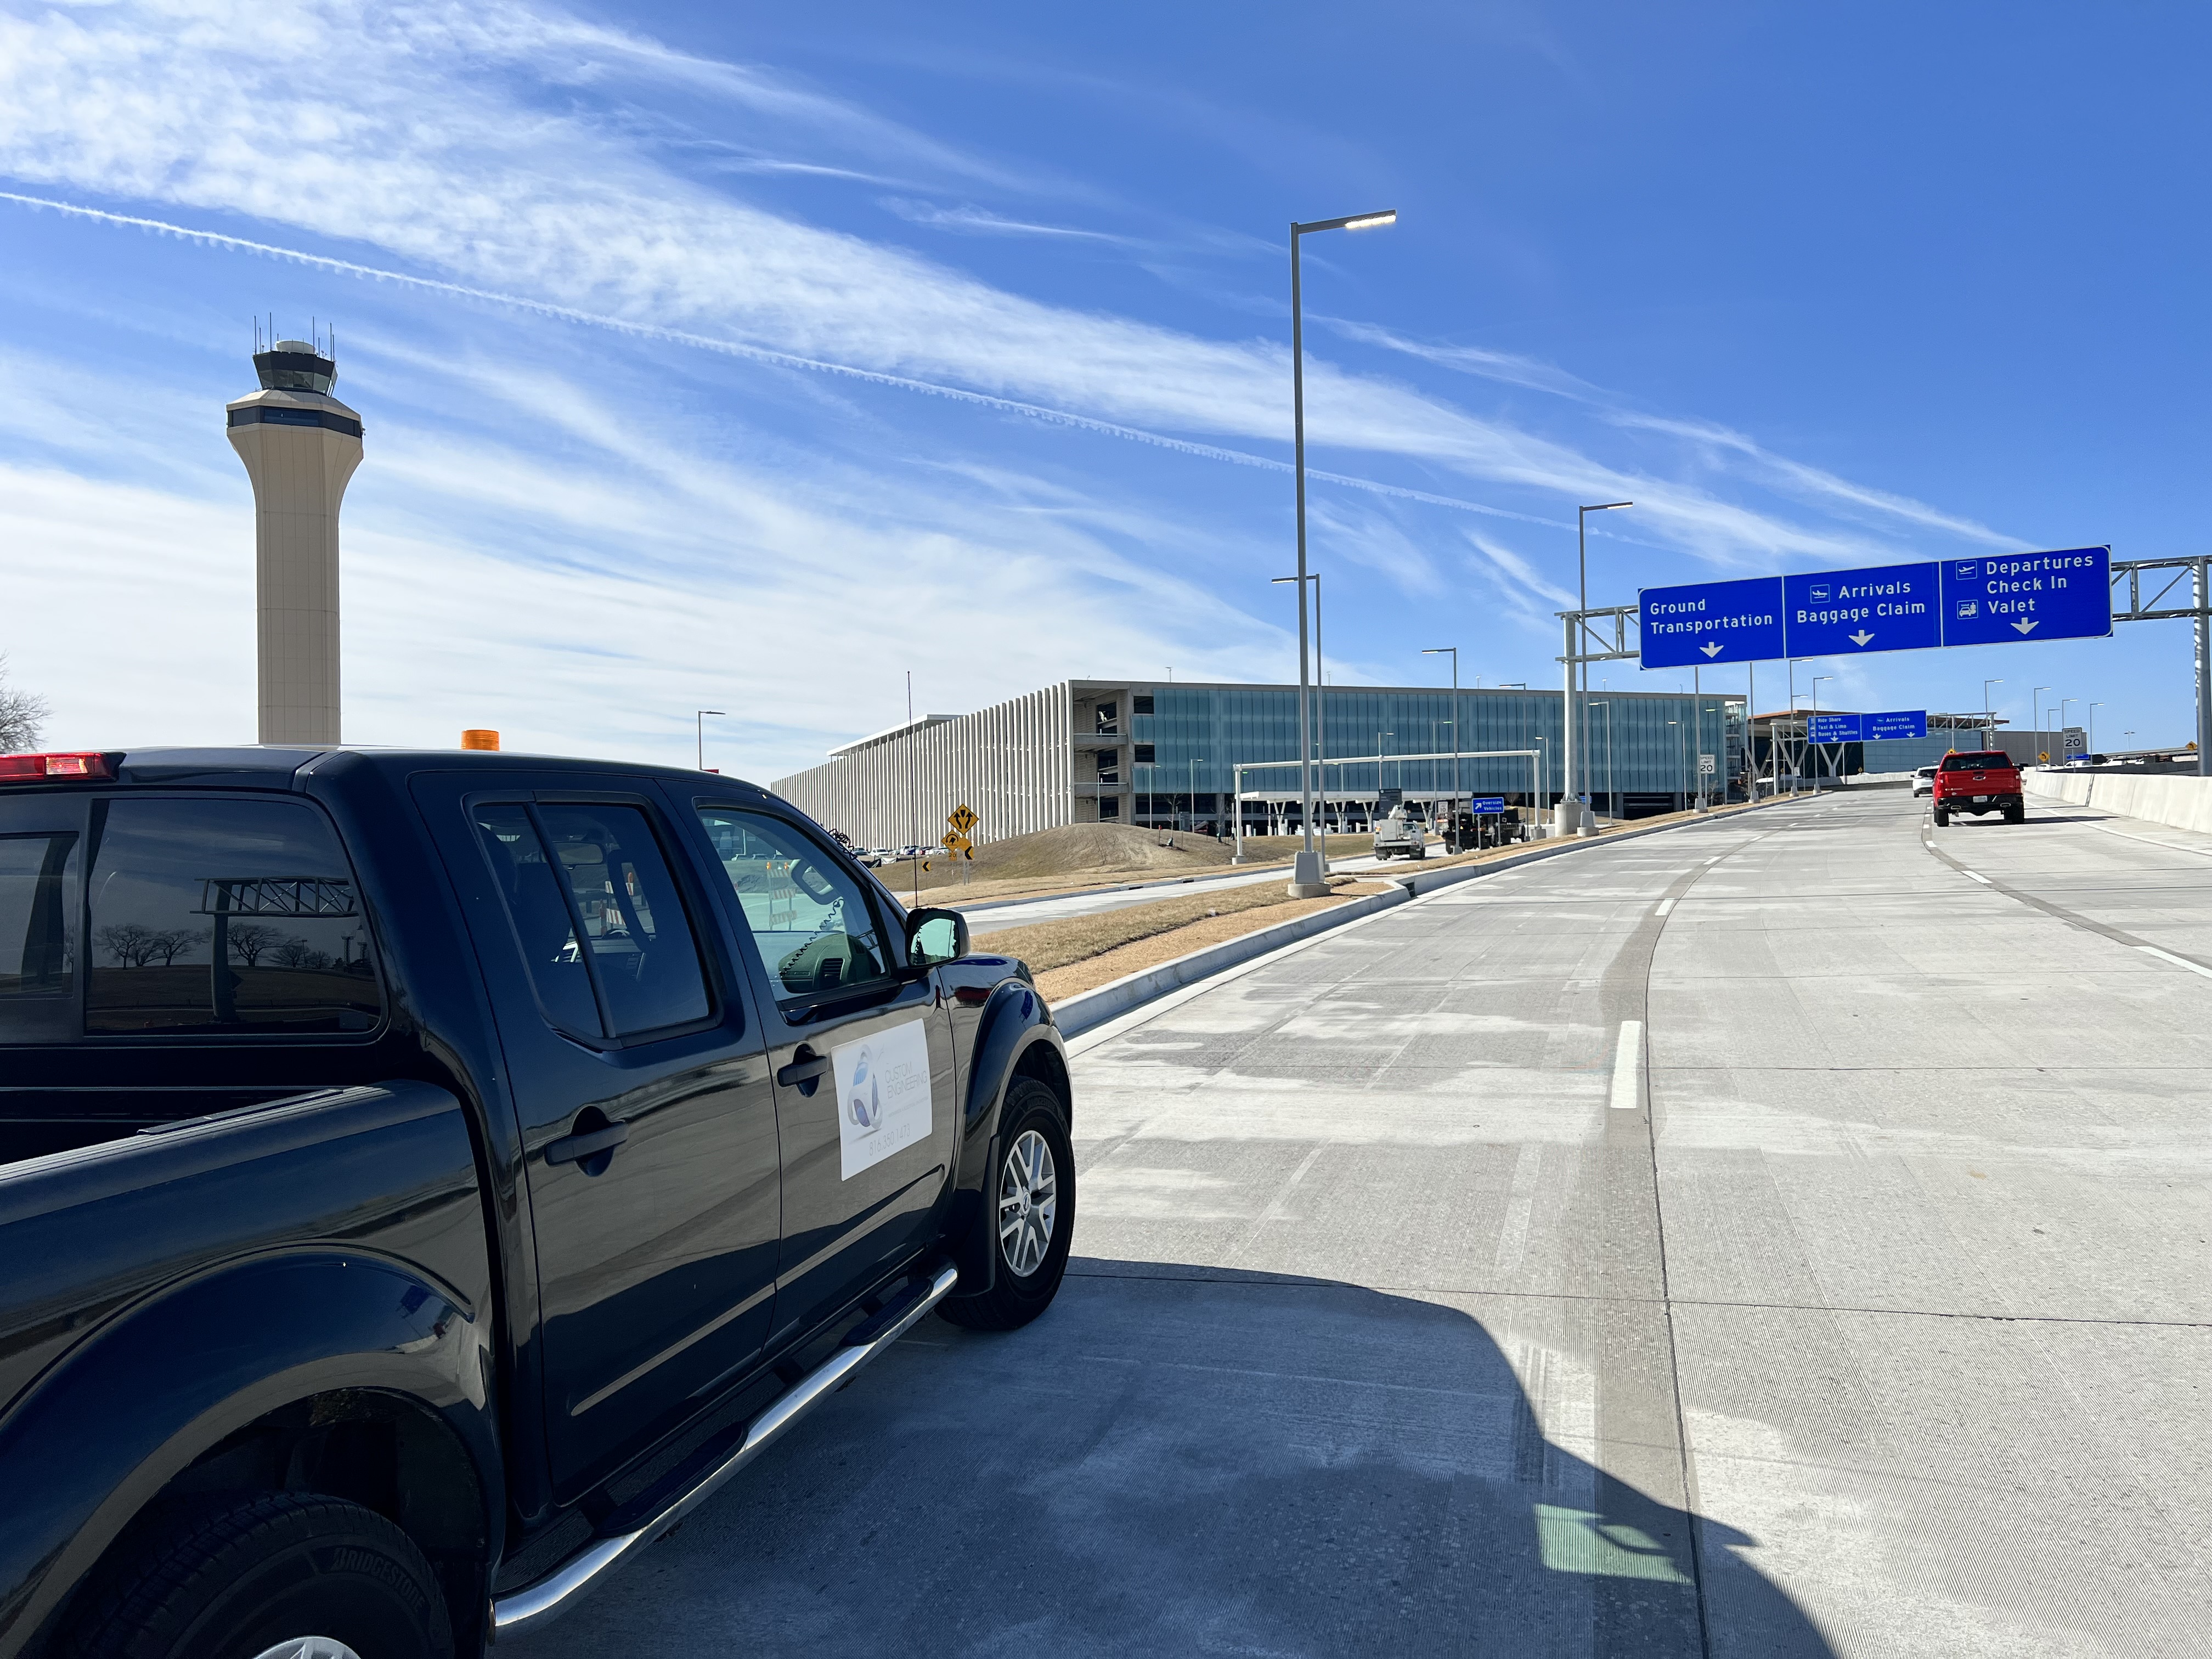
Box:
490 1261 959 1640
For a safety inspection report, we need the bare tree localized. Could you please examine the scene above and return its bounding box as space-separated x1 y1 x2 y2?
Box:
145 928 206 967
271 937 332 970
0 655 50 753
94 923 162 967
223 923 289 968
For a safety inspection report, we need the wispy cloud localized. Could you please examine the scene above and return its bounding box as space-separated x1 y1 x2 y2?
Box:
879 198 1135 244
0 0 1991 575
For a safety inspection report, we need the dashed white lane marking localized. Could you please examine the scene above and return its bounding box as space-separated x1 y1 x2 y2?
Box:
1655 898 1676 917
2139 945 2212 980
1609 1020 1644 1111
1962 870 1992 885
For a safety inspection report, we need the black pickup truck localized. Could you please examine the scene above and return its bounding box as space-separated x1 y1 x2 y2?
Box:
0 745 1073 1658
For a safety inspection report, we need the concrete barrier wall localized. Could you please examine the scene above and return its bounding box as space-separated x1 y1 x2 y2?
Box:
2029 769 2212 834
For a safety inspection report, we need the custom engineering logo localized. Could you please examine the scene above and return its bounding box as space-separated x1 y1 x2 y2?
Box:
847 1045 883 1136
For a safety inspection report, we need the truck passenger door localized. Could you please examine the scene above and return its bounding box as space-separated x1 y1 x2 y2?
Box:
685 806 957 1348
421 778 781 1502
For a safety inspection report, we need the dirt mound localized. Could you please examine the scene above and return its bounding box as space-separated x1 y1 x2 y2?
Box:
966 822 1234 880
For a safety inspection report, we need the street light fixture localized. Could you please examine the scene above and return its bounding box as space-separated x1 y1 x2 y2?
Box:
695 709 725 772
1290 207 1396 889
1422 646 1460 821
1566 501 1633 822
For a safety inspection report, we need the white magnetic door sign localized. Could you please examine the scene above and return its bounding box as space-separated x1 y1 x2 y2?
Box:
832 1019 934 1180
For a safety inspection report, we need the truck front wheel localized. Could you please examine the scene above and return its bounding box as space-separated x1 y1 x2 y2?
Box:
65 1491 453 1659
939 1079 1074 1333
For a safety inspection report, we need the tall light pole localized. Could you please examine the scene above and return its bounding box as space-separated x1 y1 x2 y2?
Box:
1290 206 1395 890
1590 701 1614 820
1188 756 1205 831
2061 697 2078 759
2089 702 2102 754
1983 678 2004 752
696 709 724 772
1568 502 1633 823
1275 572 1328 845
1667 719 1683 810
1810 676 1833 789
1423 646 1460 820
2031 684 2051 763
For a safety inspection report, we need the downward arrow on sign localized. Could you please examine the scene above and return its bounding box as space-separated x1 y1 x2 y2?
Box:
2012 619 2039 635
1699 642 1723 658
1848 630 1875 646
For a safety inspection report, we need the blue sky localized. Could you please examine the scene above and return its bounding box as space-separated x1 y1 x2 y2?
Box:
2 1 2204 772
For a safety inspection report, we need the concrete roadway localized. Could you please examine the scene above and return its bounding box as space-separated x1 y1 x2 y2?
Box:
514 786 2209 1657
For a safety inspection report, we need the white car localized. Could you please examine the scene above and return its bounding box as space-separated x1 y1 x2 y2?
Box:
1911 766 1937 798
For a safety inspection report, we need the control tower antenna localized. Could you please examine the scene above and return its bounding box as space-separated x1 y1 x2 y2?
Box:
225 326 364 744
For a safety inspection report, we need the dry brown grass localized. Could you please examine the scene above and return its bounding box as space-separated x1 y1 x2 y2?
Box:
976 874 1379 977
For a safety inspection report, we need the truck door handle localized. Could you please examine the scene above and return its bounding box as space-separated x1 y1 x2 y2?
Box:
545 1121 630 1166
777 1049 832 1088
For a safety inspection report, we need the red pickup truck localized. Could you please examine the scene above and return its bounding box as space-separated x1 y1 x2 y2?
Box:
1931 749 2024 826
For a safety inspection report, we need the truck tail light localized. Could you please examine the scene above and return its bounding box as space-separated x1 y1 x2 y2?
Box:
0 752 117 782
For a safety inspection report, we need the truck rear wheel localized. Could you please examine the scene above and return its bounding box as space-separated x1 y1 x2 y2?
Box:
1932 807 1949 826
2004 805 2025 824
939 1078 1074 1333
65 1491 453 1659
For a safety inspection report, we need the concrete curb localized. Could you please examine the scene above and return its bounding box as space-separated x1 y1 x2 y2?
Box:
1048 795 1784 1039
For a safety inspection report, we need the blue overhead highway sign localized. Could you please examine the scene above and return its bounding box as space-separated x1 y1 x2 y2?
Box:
1784 562 1941 656
1639 575 1785 668
1468 797 1506 814
1940 547 2112 645
1865 709 1928 741
1637 548 2112 665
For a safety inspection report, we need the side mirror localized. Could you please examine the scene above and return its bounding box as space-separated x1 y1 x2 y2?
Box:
905 907 969 970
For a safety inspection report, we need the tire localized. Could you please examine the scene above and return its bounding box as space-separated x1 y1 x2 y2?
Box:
2005 806 2025 824
939 1077 1074 1333
1932 808 1949 826
65 1492 453 1659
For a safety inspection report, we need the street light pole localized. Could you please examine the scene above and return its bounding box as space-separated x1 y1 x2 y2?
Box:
2089 702 2102 754
1422 646 1460 823
2031 684 2051 763
1591 701 1613 821
1275 572 1329 852
1983 678 2004 753
1810 676 1833 790
1188 757 1205 832
696 709 725 772
1290 207 1395 892
2061 697 2077 760
1568 503 1633 828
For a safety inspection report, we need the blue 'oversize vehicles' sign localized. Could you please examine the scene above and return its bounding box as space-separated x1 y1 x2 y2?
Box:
1639 548 2111 665
1806 713 1862 743
1939 547 2112 645
1468 797 1506 814
1783 562 1942 656
1865 709 1928 741
1639 576 1785 668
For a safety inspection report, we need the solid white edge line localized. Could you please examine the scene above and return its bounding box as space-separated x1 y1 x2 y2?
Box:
2138 945 2212 980
1609 1020 1643 1111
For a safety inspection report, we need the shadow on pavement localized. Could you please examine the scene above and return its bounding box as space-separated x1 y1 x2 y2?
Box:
509 1262 1834 1658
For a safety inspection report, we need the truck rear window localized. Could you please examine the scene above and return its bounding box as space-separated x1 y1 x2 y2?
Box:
1940 754 2013 771
82 798 383 1035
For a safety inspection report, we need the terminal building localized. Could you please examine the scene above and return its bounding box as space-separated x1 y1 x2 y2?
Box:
772 678 1750 849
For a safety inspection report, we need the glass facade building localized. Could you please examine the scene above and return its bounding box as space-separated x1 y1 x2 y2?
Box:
772 678 1747 848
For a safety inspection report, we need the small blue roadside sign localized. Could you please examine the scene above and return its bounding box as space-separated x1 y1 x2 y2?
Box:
1806 713 1863 743
1639 576 1785 668
1865 709 1928 741
1783 562 1941 656
1939 547 2112 645
1468 796 1506 814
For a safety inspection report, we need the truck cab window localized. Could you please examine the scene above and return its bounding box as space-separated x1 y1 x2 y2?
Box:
84 798 382 1035
0 833 78 1003
695 810 891 1003
472 803 711 1039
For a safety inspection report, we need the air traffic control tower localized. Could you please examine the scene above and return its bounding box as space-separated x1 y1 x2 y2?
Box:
226 336 363 744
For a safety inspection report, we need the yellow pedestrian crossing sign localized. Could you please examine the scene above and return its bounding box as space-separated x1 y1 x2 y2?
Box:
947 804 978 837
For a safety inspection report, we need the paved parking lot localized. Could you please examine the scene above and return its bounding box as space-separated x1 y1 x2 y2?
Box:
515 787 2210 1657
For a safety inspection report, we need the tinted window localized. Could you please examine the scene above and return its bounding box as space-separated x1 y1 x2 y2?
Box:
472 802 711 1039
0 833 78 1002
86 798 382 1035
471 803 602 1037
696 810 891 1002
1941 753 2013 771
